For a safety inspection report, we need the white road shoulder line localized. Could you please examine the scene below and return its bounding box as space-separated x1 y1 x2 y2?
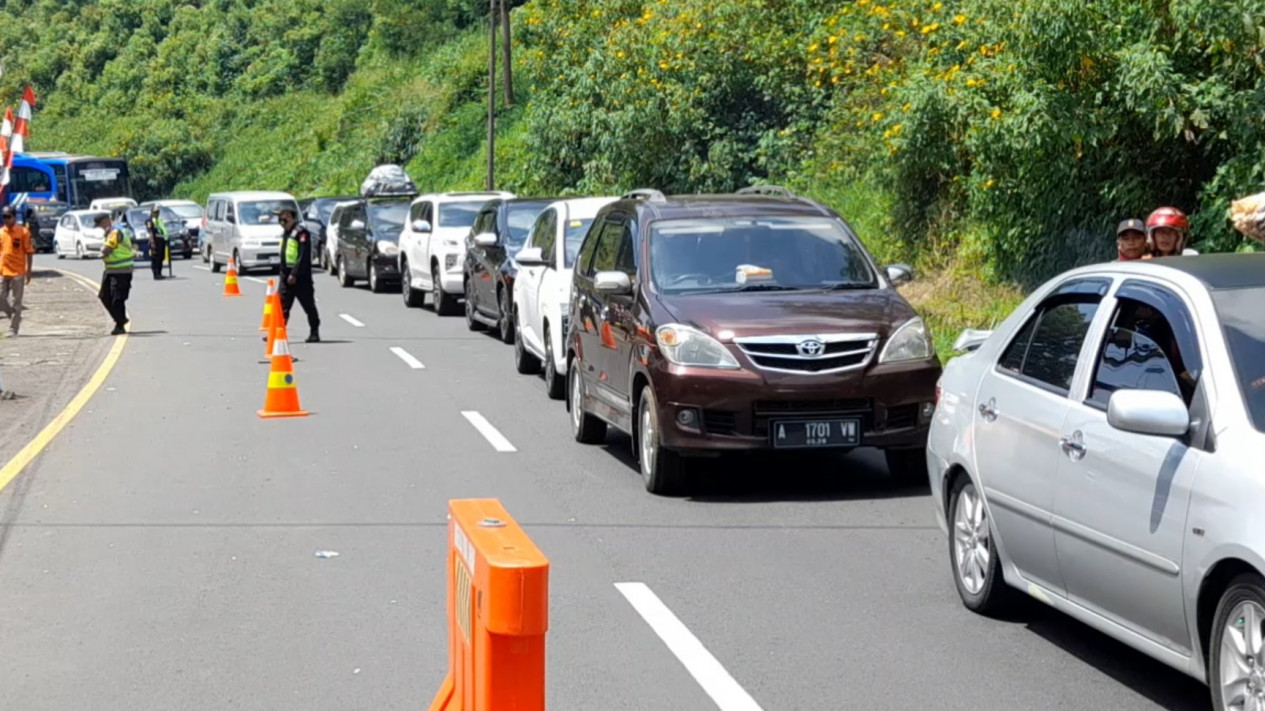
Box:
615 582 764 711
192 265 210 272
390 346 425 370
339 313 365 327
460 411 517 452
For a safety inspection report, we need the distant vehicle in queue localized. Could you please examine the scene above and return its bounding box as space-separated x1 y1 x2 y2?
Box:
139 199 203 259
53 210 110 259
512 196 620 399
398 191 515 315
298 195 357 270
927 254 1265 710
130 205 196 259
564 186 941 495
333 196 412 292
114 208 154 261
323 201 358 275
203 191 300 274
463 196 563 344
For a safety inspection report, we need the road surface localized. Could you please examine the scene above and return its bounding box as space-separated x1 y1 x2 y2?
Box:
0 255 1209 710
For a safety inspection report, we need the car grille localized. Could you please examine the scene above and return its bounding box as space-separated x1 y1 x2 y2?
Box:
733 333 878 374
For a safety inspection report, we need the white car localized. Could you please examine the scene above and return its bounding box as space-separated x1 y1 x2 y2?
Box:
510 197 617 398
54 209 110 259
399 191 514 315
927 253 1265 707
324 201 358 275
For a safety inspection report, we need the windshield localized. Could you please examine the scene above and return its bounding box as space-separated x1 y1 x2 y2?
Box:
166 204 203 220
238 200 295 226
648 216 877 294
1211 287 1265 433
78 213 108 228
316 200 349 224
67 162 132 209
564 218 596 268
438 201 487 230
367 201 410 241
507 202 553 250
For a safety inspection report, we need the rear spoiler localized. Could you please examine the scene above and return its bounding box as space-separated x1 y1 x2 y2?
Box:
953 328 993 353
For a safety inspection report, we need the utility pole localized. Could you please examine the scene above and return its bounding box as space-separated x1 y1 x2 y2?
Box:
501 0 514 108
487 0 497 191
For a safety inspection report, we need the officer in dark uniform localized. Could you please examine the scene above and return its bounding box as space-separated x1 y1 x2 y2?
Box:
274 206 320 343
145 206 168 280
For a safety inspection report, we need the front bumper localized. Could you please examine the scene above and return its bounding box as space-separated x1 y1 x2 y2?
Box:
372 252 402 280
651 358 941 453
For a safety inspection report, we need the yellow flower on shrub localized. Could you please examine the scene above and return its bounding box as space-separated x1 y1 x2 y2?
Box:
954 14 967 25
872 112 884 122
990 107 1002 119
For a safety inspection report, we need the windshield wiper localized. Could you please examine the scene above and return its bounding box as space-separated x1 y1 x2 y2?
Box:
724 284 800 292
821 281 878 291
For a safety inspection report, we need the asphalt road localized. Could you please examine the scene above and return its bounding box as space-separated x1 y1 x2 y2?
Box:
0 254 1211 710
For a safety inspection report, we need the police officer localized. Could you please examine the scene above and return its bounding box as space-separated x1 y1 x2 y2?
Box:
97 212 134 335
275 206 320 343
145 206 168 280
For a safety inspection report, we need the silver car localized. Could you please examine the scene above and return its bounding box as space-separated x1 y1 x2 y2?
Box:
927 254 1265 710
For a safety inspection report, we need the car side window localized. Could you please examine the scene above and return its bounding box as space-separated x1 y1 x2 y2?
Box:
1087 291 1201 408
410 201 425 223
533 209 558 265
997 298 1101 395
590 217 625 274
614 218 637 275
576 218 607 278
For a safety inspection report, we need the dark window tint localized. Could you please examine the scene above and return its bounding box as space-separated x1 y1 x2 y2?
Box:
614 219 637 274
1210 286 1265 434
10 167 52 193
1088 294 1200 407
998 301 1099 394
1089 328 1182 408
998 315 1038 374
576 215 605 277
590 218 624 273
507 202 552 249
532 209 558 264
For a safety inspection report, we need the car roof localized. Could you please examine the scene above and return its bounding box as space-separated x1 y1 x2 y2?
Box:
67 209 109 216
615 193 835 222
307 195 357 203
208 191 296 202
548 196 621 218
141 199 199 206
414 191 516 204
1135 253 1265 291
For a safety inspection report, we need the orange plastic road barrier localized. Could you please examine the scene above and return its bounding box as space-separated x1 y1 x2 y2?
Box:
428 498 549 711
257 324 308 419
259 279 276 330
263 289 284 361
223 256 242 297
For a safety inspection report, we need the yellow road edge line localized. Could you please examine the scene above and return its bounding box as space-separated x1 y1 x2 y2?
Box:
0 268 128 494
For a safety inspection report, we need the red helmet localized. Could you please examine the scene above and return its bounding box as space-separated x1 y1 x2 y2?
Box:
1146 207 1189 234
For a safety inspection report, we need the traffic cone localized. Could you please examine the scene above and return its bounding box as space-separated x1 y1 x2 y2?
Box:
262 288 284 361
258 323 308 419
259 279 276 331
223 256 242 297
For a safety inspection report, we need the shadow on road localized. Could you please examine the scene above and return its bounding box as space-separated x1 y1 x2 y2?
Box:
597 432 928 503
124 330 170 337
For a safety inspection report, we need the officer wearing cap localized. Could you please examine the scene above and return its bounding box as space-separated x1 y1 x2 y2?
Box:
145 206 168 280
274 205 320 343
97 211 134 335
1116 218 1147 261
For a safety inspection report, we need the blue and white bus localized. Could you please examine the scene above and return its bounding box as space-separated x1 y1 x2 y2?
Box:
8 152 133 209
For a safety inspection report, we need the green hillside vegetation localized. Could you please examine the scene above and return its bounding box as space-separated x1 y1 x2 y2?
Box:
3 0 1263 350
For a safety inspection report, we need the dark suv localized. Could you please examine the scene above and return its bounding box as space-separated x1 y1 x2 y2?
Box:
565 186 942 495
334 197 411 292
462 197 561 343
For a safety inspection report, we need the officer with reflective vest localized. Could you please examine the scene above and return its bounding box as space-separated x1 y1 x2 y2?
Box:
145 206 168 280
274 205 320 343
97 212 134 335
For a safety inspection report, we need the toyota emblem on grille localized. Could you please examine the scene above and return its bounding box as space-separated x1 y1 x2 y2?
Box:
796 339 826 357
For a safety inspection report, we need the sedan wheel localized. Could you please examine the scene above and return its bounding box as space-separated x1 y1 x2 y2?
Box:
497 289 515 344
465 280 486 331
569 364 606 444
1211 575 1265 711
402 262 424 307
543 328 564 400
76 242 84 260
338 256 354 287
513 309 540 374
369 260 383 293
637 387 685 495
949 476 1009 615
432 265 459 316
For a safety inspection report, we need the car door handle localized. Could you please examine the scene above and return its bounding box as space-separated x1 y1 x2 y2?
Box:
978 399 998 421
1059 436 1086 455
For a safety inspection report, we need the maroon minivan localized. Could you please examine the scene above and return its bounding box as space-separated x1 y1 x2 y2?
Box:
565 187 942 495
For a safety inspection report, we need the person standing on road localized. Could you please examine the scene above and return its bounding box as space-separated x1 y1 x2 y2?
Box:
275 206 320 343
0 205 35 337
145 206 168 280
97 212 134 335
1115 218 1148 261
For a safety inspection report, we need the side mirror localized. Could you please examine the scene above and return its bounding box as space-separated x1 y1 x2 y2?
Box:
594 270 633 295
1107 390 1190 438
515 247 545 266
411 219 432 233
953 328 994 353
474 232 498 248
349 219 366 230
885 263 913 286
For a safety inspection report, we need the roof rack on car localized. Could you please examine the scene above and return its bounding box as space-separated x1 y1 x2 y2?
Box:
736 185 795 198
622 189 666 203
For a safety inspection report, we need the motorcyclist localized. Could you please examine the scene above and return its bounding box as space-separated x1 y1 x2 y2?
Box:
1143 207 1198 258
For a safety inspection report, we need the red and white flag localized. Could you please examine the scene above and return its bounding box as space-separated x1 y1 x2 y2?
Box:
9 86 35 157
0 107 13 189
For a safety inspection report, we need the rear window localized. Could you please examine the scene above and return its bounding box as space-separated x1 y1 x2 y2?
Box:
507 202 553 249
438 201 487 230
237 200 295 225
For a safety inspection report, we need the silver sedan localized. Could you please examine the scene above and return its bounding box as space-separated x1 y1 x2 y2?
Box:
927 253 1265 710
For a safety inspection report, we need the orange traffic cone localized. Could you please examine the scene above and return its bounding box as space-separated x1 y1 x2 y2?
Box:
262 288 284 361
259 279 276 330
223 256 242 297
258 321 308 419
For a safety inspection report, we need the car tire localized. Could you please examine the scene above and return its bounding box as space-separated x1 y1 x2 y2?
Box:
544 327 565 400
183 250 192 260
636 387 686 496
497 288 514 345
402 261 424 308
948 475 1010 615
1209 573 1265 711
465 280 486 331
569 364 606 444
369 260 384 293
326 249 336 275
75 242 84 260
233 250 247 275
885 447 930 487
211 253 222 272
514 309 540 374
202 245 210 263
337 256 354 287
432 265 459 316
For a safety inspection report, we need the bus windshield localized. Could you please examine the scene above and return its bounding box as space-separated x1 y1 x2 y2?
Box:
66 161 131 209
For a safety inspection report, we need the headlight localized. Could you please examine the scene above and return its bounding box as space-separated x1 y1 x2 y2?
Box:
879 317 934 363
443 239 459 247
655 324 740 369
377 240 399 256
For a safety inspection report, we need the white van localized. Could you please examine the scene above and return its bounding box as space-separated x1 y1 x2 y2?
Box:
204 191 300 273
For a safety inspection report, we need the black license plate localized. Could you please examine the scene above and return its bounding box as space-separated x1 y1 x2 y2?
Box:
771 419 861 449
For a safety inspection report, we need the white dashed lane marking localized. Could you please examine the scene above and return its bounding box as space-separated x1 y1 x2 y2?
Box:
460 411 517 452
192 265 210 272
390 347 425 370
339 313 365 328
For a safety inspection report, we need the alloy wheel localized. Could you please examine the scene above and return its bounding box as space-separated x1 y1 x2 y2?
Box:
570 368 583 433
639 399 657 480
1220 600 1265 709
953 485 991 596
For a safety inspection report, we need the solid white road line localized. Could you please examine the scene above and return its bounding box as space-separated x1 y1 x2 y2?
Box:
390 346 425 370
192 265 210 272
339 313 365 327
614 582 764 711
460 411 517 452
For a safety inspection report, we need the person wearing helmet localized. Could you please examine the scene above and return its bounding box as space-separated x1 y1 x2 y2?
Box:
1115 218 1148 261
1144 207 1199 258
